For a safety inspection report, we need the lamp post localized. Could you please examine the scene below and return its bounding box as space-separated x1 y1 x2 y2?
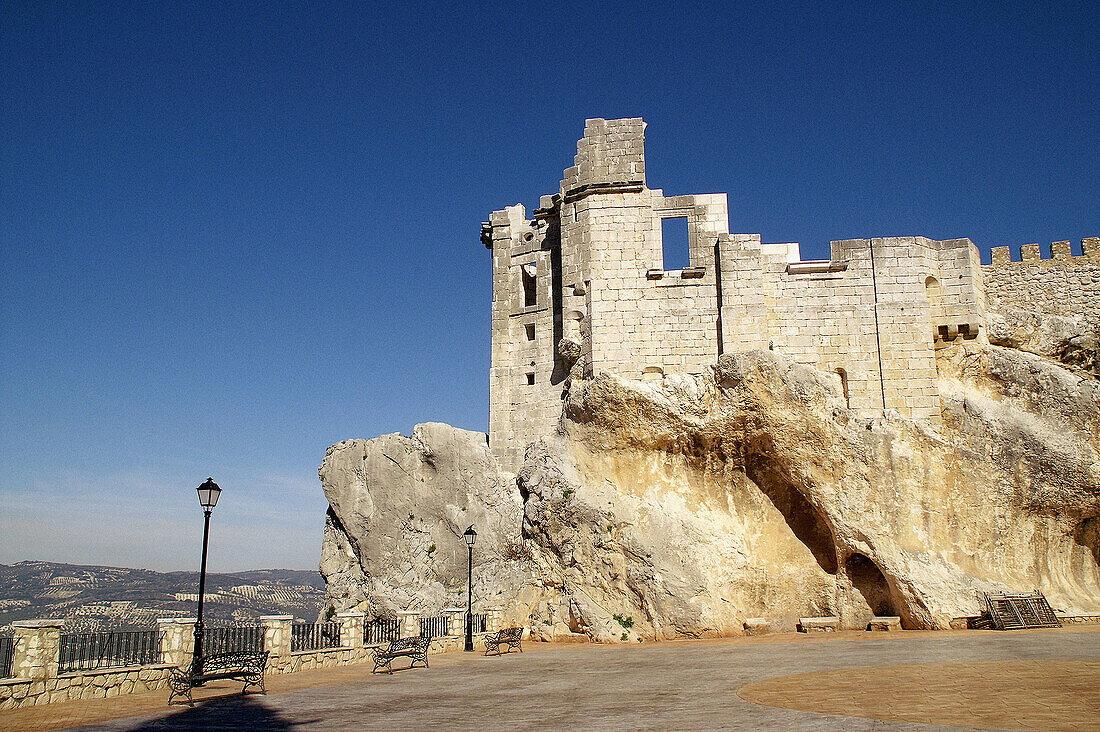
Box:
191 477 221 683
463 525 477 652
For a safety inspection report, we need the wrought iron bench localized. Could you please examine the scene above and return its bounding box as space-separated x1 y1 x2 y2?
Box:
371 635 431 674
484 627 524 655
167 651 268 706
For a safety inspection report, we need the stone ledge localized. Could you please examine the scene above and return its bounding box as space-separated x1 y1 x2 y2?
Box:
798 617 839 633
743 618 769 636
0 678 31 688
289 647 349 658
58 664 174 678
12 619 64 629
869 616 902 631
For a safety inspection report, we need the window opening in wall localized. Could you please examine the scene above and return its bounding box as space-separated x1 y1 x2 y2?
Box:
924 275 942 308
525 323 535 341
836 368 850 409
525 372 535 386
522 264 537 307
661 217 690 271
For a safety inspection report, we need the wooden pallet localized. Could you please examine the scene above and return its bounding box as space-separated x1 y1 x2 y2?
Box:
979 591 1061 630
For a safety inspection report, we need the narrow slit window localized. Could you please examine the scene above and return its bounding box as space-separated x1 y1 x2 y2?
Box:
525 323 535 341
525 372 535 386
661 217 690 271
521 264 537 307
836 368 850 409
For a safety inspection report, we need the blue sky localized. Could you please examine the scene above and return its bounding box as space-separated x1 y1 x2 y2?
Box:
1 1 1097 572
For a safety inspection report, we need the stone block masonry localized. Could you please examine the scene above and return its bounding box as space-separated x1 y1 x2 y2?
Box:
483 119 1042 471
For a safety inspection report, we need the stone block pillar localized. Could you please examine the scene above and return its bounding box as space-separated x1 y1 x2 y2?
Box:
12 620 62 680
396 611 420 638
336 613 364 649
484 607 503 632
260 616 293 657
442 608 465 637
157 618 196 668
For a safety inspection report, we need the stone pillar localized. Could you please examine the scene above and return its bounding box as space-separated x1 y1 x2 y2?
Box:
441 608 465 637
260 616 293 657
484 607 503 632
336 613 364 649
396 611 420 638
12 620 62 680
157 618 196 668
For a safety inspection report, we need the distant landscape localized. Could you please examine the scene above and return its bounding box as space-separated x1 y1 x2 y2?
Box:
0 561 327 633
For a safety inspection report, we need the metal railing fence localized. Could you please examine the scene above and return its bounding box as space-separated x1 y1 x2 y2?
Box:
467 613 487 634
0 636 13 678
290 621 341 652
419 615 449 638
203 625 263 655
364 618 401 645
59 630 161 673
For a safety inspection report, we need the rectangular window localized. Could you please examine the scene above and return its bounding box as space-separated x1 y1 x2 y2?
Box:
525 372 535 385
661 217 690 271
525 323 535 341
521 264 537 307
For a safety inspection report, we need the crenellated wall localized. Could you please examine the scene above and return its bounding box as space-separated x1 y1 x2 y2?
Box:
984 239 1100 332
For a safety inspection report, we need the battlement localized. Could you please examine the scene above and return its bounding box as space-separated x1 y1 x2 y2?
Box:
988 238 1100 266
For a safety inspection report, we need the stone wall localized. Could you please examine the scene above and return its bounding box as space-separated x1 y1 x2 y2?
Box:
0 611 503 711
0 664 175 709
482 118 997 468
984 239 1100 330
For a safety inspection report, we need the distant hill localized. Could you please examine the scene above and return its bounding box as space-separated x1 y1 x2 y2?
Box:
0 561 327 632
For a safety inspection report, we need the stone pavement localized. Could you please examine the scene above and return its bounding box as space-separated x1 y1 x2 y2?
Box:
3 627 1098 731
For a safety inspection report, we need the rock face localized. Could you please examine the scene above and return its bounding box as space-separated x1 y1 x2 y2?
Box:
318 423 530 617
986 308 1098 375
319 346 1100 639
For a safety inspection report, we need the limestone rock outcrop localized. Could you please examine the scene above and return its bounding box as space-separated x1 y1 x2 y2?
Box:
318 423 531 617
319 347 1100 639
986 308 1098 375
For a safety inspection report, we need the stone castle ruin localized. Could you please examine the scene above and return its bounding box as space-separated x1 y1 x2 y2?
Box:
482 117 1099 469
319 118 1100 639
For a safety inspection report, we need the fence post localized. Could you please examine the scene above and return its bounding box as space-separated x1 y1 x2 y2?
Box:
157 618 196 669
12 620 62 681
336 613 364 649
396 611 420 638
260 616 293 658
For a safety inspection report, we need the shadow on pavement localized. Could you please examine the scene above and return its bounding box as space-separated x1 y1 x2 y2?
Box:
118 694 315 731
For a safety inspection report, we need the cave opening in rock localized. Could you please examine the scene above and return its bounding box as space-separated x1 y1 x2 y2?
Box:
845 552 896 616
1073 516 1100 569
745 454 838 574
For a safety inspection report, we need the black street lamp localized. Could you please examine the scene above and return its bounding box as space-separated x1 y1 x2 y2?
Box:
463 525 477 652
191 477 221 684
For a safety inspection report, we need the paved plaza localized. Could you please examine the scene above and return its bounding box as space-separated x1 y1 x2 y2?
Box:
3 627 1098 731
